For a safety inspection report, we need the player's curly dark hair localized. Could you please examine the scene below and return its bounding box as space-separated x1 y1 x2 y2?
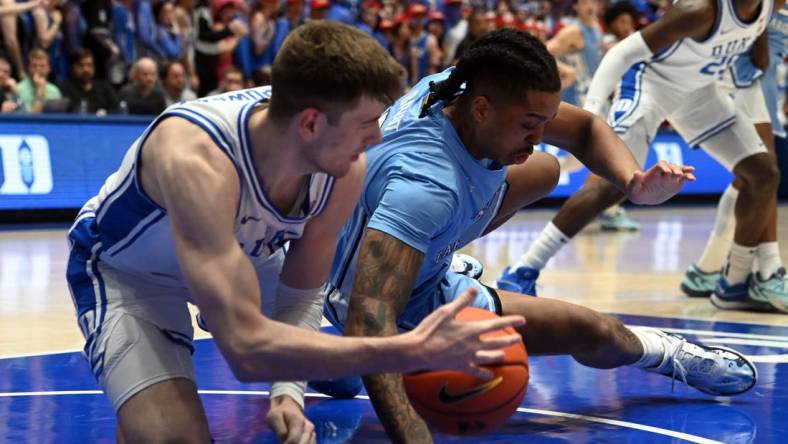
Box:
420 28 560 117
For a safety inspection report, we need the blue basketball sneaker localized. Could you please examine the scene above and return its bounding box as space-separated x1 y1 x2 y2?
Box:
497 266 539 296
711 275 774 312
680 264 721 298
308 377 363 399
749 267 788 313
638 328 757 396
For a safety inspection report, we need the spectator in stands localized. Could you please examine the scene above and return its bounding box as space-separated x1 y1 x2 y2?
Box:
17 48 62 113
119 57 167 115
207 65 244 95
113 0 136 71
82 0 120 81
0 57 19 113
161 60 197 106
357 0 386 48
135 0 158 58
273 0 305 54
60 48 119 114
247 0 278 70
153 0 183 62
174 0 200 92
309 0 329 21
31 0 66 81
427 10 446 68
441 0 466 66
407 3 441 79
0 0 45 80
601 1 639 52
454 8 488 62
194 0 247 97
387 17 418 86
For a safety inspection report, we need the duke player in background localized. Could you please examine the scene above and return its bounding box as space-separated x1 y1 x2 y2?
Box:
503 0 786 312
64 22 526 444
682 3 788 311
308 30 756 443
547 0 641 231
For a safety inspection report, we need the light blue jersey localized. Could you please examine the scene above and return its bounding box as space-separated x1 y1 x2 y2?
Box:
729 4 786 136
561 20 603 106
324 70 508 330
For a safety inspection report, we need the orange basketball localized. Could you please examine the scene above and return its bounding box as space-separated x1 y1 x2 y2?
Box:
403 307 528 436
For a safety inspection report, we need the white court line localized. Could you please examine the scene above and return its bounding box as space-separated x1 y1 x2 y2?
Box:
0 390 723 443
701 338 788 348
627 325 788 343
515 407 723 444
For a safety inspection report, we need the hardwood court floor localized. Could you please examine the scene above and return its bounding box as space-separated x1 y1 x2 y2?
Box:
1 205 787 443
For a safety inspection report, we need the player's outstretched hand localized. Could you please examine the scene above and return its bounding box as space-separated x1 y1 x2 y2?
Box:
626 160 696 205
267 395 316 444
408 288 526 380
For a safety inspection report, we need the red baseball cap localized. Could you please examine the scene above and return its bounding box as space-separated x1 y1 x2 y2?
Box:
311 0 330 9
428 10 445 22
407 3 428 17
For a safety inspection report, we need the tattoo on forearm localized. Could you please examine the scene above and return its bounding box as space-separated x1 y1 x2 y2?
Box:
365 374 432 444
345 230 430 442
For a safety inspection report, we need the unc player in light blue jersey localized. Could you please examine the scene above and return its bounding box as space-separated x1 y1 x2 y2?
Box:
65 22 527 444
315 29 755 443
682 3 788 310
508 0 786 311
547 0 641 231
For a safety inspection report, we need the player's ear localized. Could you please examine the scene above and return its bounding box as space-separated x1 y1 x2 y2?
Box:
470 95 492 124
296 107 328 142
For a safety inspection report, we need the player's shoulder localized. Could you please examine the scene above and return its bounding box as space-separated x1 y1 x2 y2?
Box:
146 116 238 181
670 0 716 22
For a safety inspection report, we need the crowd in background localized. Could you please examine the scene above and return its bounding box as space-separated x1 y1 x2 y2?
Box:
0 0 771 118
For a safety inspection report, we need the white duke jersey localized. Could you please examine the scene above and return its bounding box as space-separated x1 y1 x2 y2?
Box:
68 87 335 290
645 0 773 92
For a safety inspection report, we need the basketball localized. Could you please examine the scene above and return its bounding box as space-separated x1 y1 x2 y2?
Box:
402 307 529 435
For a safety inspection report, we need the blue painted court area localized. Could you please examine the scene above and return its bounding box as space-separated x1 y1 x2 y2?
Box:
2 314 786 443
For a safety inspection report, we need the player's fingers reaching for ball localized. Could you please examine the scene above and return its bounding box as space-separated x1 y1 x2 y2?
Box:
478 333 523 351
474 349 507 365
443 287 477 317
472 316 526 337
464 364 495 380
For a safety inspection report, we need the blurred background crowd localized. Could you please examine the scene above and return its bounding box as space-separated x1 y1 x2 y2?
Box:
0 0 756 117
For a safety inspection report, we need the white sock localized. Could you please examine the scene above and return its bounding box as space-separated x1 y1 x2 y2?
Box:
723 242 757 285
515 222 570 269
629 327 665 369
757 242 783 279
696 184 738 272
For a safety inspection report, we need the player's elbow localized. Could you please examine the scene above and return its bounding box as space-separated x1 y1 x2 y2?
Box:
222 327 277 382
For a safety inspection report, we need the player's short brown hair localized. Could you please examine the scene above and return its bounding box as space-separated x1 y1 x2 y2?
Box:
269 21 404 125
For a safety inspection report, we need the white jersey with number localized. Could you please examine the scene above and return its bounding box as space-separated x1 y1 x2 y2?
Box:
645 0 772 92
68 86 335 290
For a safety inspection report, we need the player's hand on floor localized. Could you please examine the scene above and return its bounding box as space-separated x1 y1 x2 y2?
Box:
626 160 696 205
267 395 316 444
410 288 526 380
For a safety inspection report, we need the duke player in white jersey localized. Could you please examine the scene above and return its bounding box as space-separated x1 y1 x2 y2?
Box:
310 30 755 443
501 0 785 307
682 3 788 311
65 22 527 444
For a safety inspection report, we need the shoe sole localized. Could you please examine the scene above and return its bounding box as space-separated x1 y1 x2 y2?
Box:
710 294 775 312
599 225 639 232
680 282 713 298
690 345 758 396
767 299 788 314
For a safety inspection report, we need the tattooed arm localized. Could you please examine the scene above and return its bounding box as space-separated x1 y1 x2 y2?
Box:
344 228 433 444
